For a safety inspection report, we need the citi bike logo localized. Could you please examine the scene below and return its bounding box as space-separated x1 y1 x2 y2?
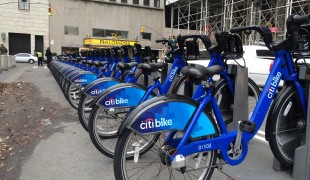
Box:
268 72 281 98
90 88 105 95
105 98 128 106
74 78 87 83
140 118 173 130
169 67 178 81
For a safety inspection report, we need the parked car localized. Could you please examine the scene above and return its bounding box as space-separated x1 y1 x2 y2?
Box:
14 53 38 64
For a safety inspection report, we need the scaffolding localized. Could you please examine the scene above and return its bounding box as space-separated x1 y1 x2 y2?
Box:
168 0 310 45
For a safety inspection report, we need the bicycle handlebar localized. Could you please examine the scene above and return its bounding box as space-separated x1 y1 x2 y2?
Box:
230 25 273 50
287 14 310 28
181 34 211 50
230 14 310 52
155 39 173 50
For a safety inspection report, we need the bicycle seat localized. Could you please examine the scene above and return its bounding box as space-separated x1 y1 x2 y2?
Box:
181 65 224 83
93 61 100 67
117 62 138 71
81 60 88 64
99 61 109 66
138 62 167 72
86 60 94 65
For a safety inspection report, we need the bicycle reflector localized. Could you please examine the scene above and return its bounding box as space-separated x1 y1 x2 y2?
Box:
269 61 274 72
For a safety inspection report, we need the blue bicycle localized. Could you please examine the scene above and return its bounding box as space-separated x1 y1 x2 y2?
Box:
87 36 197 158
64 46 132 109
77 43 146 131
88 34 260 158
113 13 310 179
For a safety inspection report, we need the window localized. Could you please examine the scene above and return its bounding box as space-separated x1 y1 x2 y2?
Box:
92 28 128 39
133 0 139 5
18 0 30 10
17 53 30 57
154 0 160 8
109 0 116 2
93 29 105 37
143 0 150 6
141 32 151 40
121 0 127 3
64 26 79 36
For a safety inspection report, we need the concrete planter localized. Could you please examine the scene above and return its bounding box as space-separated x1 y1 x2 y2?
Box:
0 55 2 74
12 56 16 68
0 55 8 71
8 55 12 69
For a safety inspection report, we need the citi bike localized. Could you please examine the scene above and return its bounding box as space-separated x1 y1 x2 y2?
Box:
54 46 134 109
88 34 260 158
77 43 149 131
113 13 310 180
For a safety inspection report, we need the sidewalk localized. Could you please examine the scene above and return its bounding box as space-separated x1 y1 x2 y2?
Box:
0 63 294 180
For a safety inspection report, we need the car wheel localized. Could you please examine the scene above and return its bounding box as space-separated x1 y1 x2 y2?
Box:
29 59 34 64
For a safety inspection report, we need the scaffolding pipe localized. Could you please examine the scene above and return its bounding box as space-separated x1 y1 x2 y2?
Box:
230 0 233 29
205 0 208 35
171 6 174 35
188 0 191 34
285 0 292 36
249 1 254 45
200 0 203 34
178 4 180 34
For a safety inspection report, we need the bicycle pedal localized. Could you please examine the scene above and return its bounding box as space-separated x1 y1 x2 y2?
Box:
239 120 256 134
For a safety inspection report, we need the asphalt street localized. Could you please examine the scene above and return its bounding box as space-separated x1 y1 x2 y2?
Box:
0 63 294 180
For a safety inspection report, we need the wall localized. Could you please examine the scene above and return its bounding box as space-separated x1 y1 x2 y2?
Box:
0 0 49 54
50 0 165 54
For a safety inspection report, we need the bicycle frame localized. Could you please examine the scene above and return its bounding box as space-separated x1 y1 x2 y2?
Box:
192 52 234 99
138 53 187 102
167 49 307 166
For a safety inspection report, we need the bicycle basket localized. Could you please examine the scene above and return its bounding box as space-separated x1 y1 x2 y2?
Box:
294 26 310 57
184 40 200 60
221 34 244 60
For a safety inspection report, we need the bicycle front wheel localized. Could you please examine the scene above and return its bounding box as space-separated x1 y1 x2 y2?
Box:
268 87 305 168
114 128 218 180
213 78 260 125
88 104 131 158
77 93 94 131
67 83 82 110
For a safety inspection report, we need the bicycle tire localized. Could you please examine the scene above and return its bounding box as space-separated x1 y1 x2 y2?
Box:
67 83 82 110
268 86 305 168
171 75 193 97
114 126 218 180
213 77 260 125
77 93 94 131
88 104 131 158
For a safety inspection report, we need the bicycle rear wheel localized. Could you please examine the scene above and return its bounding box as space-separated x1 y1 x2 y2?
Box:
268 87 305 168
114 128 218 180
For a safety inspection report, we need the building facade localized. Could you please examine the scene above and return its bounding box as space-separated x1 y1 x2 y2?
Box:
0 0 165 56
0 0 49 55
50 0 165 55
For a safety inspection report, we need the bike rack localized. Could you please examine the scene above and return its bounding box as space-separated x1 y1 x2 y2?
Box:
227 64 249 131
290 66 310 180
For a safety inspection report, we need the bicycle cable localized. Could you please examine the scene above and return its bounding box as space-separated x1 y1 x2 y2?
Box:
294 51 310 72
224 56 247 69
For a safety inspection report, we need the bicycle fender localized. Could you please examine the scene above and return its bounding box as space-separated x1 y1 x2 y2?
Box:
95 83 155 109
118 94 217 138
70 73 97 85
82 78 122 97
